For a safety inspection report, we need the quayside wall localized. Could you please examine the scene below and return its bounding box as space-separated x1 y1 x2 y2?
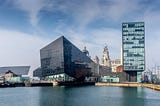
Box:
95 83 160 91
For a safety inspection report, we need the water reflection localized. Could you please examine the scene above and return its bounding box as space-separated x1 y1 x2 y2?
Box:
39 86 91 106
120 87 145 106
38 87 64 106
38 86 147 106
0 86 160 106
38 86 110 106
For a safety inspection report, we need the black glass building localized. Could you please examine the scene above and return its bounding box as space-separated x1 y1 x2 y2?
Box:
40 36 95 81
122 22 145 82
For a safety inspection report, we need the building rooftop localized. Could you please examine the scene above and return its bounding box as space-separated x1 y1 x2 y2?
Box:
0 66 30 75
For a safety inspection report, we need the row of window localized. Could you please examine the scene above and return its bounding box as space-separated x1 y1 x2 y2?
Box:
123 29 144 32
123 31 144 35
124 66 144 70
123 23 144 28
123 41 144 44
123 36 144 40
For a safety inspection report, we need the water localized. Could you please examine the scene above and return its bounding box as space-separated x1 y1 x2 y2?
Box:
0 86 160 106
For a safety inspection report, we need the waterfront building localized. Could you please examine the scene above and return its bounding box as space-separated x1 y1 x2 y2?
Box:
120 46 123 65
111 59 122 72
0 66 30 77
116 65 123 72
0 77 4 83
143 69 152 83
157 70 160 82
93 56 100 75
38 36 96 81
33 67 42 78
93 56 99 64
101 46 111 67
4 71 23 83
100 76 119 83
0 66 30 83
4 70 17 79
154 66 160 82
82 46 90 57
122 22 145 82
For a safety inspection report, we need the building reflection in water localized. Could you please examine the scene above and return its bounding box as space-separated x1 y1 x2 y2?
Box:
120 87 145 106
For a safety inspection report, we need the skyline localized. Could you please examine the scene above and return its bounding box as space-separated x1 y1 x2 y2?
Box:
0 0 160 74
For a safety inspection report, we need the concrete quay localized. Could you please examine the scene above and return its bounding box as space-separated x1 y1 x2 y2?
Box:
28 81 95 87
0 81 95 88
95 83 160 91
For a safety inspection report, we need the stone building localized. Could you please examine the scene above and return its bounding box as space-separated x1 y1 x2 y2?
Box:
101 46 111 67
111 59 122 72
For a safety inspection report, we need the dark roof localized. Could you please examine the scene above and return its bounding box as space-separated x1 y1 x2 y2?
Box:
40 36 64 51
0 66 30 75
5 70 14 74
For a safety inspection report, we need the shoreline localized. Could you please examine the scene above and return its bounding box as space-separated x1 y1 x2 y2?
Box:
95 82 160 91
1 82 160 91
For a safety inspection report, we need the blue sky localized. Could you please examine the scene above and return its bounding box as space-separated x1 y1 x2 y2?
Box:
0 0 160 73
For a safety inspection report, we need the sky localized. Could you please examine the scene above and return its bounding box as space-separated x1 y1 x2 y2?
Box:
0 0 160 75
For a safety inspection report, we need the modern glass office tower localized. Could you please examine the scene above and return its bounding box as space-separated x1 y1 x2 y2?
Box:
39 36 95 81
122 22 145 82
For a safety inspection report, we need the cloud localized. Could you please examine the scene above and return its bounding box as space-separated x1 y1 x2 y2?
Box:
60 28 121 63
12 0 49 26
51 0 160 68
70 0 101 27
106 0 140 21
145 33 160 68
2 0 160 70
143 11 160 68
0 29 51 76
57 0 141 25
9 0 144 27
90 28 121 59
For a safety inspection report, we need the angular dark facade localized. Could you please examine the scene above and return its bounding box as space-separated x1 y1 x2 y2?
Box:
33 67 42 78
40 36 94 81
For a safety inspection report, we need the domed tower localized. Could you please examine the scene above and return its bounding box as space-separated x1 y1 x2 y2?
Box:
101 46 111 67
94 55 99 64
82 46 90 57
